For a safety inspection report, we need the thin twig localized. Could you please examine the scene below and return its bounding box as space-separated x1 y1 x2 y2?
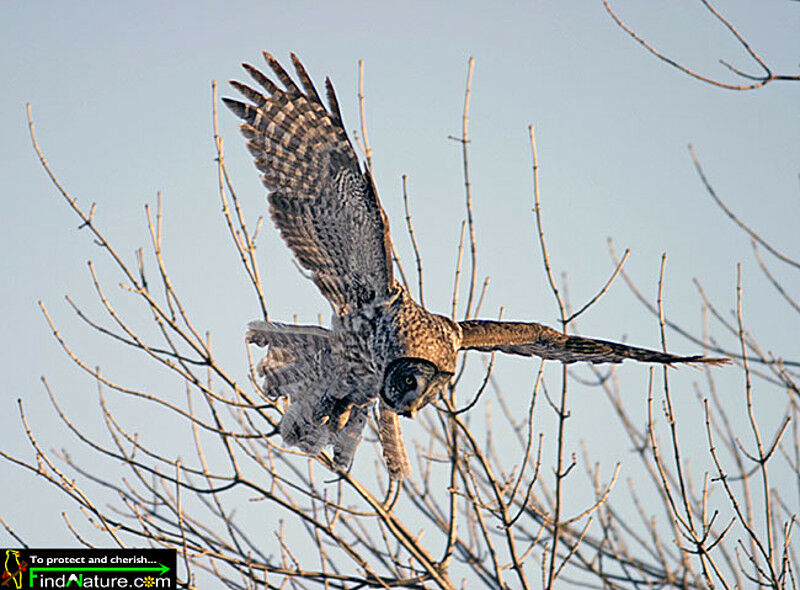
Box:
603 0 800 90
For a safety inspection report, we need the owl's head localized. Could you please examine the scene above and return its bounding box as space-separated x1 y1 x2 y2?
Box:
381 358 452 418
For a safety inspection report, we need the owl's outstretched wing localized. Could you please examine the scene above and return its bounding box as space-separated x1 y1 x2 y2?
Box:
459 320 729 365
224 53 393 313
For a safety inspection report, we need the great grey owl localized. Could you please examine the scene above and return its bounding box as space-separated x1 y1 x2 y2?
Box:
224 52 727 480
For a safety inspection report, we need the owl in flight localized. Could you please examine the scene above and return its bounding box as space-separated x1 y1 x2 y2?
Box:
224 53 727 479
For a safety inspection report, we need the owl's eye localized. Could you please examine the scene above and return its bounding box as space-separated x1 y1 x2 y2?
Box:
397 373 417 393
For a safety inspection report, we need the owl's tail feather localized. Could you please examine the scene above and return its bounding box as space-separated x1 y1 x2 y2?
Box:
247 321 367 470
246 321 332 399
247 320 334 453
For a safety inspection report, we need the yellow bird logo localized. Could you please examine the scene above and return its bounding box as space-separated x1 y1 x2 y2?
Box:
1 550 25 589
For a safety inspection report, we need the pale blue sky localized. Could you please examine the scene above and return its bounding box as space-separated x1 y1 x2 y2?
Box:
2 0 798 575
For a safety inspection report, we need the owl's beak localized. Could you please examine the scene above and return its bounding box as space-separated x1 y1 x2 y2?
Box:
406 373 453 418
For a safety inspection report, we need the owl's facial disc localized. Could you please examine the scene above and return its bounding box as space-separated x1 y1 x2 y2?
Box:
381 358 452 418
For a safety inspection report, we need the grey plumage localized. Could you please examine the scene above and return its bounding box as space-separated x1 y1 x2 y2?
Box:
247 322 333 454
228 53 728 480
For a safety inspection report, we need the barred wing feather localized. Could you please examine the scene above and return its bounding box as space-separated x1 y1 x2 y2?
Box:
224 52 394 314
